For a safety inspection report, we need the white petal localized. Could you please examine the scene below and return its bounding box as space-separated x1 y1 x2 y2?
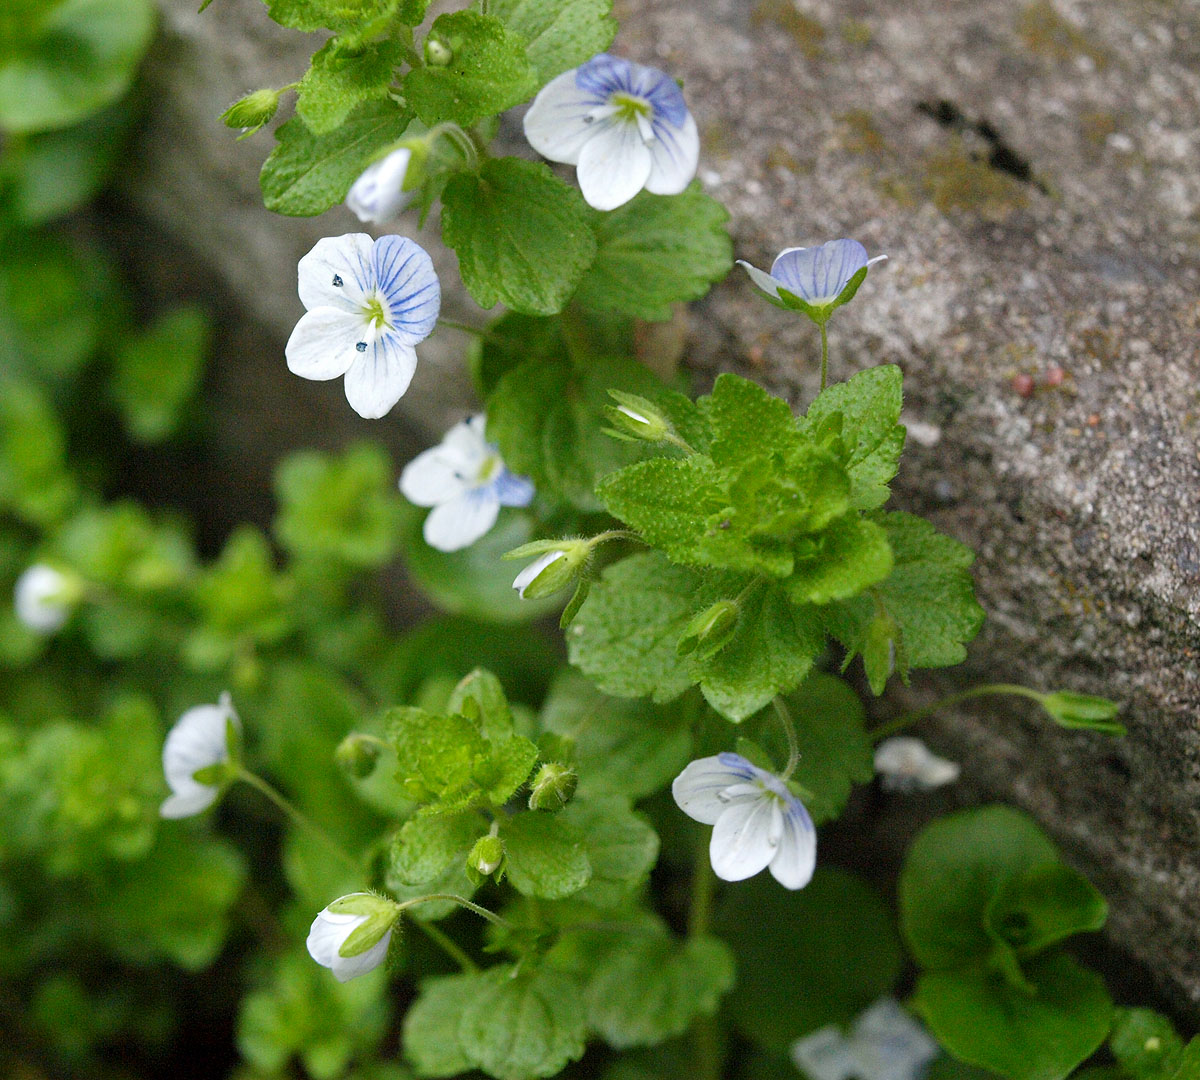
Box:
343 336 418 419
398 445 473 507
874 737 960 792
13 565 71 633
768 799 817 890
346 149 415 224
576 119 653 211
737 260 782 300
514 551 564 597
709 795 782 881
306 909 363 969
489 468 536 508
850 999 939 1080
645 111 700 195
372 235 440 346
285 308 365 381
298 233 376 311
422 490 501 552
160 788 218 819
791 1026 858 1080
523 68 608 166
160 698 237 818
671 753 760 825
331 929 392 982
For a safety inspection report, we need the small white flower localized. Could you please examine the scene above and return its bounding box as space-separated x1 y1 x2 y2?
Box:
13 564 78 634
738 239 887 313
399 414 534 552
792 998 939 1080
307 893 397 982
285 233 440 419
523 52 699 211
160 693 239 819
672 752 816 890
873 737 960 793
513 550 565 598
346 147 416 224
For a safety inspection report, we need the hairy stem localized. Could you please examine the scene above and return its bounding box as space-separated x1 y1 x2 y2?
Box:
868 683 1047 743
819 322 829 392
773 696 801 781
688 833 722 1080
237 770 361 874
414 918 479 974
395 893 512 930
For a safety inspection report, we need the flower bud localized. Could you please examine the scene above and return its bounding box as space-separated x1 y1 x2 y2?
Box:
862 612 901 696
677 600 739 659
467 833 505 878
508 539 591 600
1038 691 1124 735
346 143 426 224
307 893 399 981
336 733 383 779
220 88 281 138
424 36 453 66
13 563 82 634
528 762 577 811
603 391 674 444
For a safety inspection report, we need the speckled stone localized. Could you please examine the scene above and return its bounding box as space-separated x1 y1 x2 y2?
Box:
129 0 1200 1013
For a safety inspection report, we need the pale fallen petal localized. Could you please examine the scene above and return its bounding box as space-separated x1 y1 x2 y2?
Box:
576 119 653 211
285 308 365 381
342 336 418 419
298 233 375 312
422 489 501 552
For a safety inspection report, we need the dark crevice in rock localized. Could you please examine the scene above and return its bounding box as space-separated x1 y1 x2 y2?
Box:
917 98 1046 191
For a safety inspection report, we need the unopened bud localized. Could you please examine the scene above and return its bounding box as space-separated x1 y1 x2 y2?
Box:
336 733 384 779
467 833 505 877
603 391 673 444
346 142 428 224
862 612 900 696
677 600 739 659
424 37 453 66
220 88 281 138
507 539 591 600
528 762 577 811
1038 691 1124 735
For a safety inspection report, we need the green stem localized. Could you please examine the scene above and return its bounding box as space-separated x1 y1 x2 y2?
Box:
688 834 722 1080
663 431 697 455
415 918 479 974
237 770 361 874
819 322 829 392
437 318 486 337
589 528 644 548
868 683 1046 743
773 696 801 781
395 894 512 930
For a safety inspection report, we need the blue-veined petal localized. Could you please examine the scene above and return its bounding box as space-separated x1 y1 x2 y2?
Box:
298 233 375 311
710 794 782 881
524 67 610 166
645 109 699 195
575 53 633 99
372 235 440 346
771 239 870 304
398 444 475 507
577 117 653 210
491 469 535 508
768 797 817 889
343 335 417 419
631 61 688 127
422 487 501 552
285 307 366 381
672 754 758 824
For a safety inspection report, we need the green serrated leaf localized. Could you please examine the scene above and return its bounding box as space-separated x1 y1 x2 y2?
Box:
403 973 477 1077
260 99 412 216
800 365 906 511
825 511 984 684
562 796 660 907
470 311 569 400
387 705 487 806
585 932 734 1048
405 11 537 127
264 0 396 33
574 186 732 321
489 0 617 82
501 811 591 900
458 964 588 1080
704 373 799 465
716 868 903 1051
784 515 893 605
389 811 482 885
442 157 597 315
914 953 1112 1080
296 38 406 135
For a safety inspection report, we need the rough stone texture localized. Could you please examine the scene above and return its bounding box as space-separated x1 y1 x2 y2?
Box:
128 0 1200 1015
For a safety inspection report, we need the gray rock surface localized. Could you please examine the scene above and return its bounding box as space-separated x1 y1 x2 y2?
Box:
128 0 1200 1015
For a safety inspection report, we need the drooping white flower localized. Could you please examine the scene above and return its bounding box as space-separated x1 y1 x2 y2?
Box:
738 239 887 317
399 414 534 552
307 893 398 982
285 233 440 419
513 551 566 598
523 52 700 211
873 737 960 793
346 147 416 223
160 693 240 819
792 998 940 1080
672 752 816 890
13 564 79 634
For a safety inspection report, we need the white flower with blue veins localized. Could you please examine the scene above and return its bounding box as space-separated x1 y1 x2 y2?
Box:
523 52 700 211
672 752 816 890
792 998 940 1080
399 414 534 553
160 692 239 819
285 233 440 419
738 238 887 319
346 147 416 224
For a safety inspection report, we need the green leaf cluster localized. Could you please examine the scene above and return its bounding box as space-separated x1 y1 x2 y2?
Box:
900 805 1113 1080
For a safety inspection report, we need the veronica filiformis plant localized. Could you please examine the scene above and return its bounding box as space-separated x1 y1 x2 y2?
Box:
672 752 816 890
160 693 240 819
523 52 699 211
285 233 440 419
307 893 400 982
399 414 534 552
